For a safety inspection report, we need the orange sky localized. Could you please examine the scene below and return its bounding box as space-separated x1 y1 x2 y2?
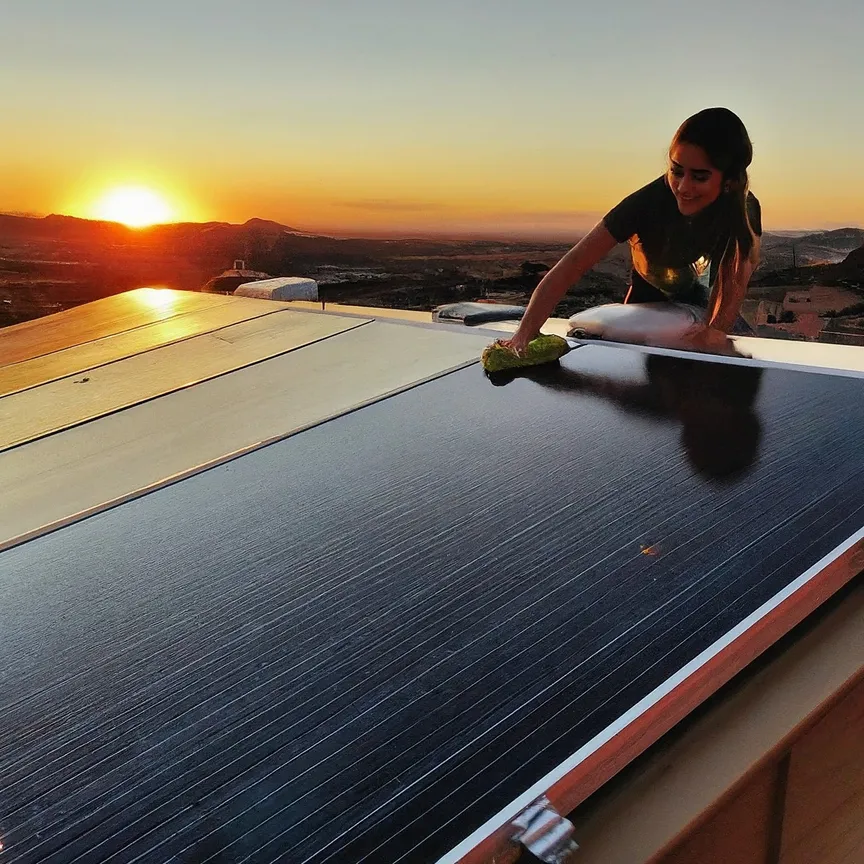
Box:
2 3 863 238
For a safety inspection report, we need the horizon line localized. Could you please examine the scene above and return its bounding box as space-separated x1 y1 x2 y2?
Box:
1 209 862 244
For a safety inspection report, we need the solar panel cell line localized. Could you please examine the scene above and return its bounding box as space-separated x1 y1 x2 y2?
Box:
1 345 863 864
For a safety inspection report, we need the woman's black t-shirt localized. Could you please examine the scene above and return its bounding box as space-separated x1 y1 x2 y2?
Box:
603 176 763 306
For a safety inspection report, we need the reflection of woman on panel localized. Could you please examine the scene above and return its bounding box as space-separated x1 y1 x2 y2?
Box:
522 354 764 483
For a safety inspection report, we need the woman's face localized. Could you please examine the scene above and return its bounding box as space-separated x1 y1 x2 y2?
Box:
667 141 724 216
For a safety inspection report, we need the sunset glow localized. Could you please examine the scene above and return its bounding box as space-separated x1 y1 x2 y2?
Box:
92 186 175 228
2 3 863 235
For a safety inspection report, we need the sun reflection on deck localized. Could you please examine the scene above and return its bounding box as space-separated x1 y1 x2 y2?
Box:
134 286 178 313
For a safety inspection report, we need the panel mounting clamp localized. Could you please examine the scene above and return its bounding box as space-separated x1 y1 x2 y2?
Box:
510 795 580 863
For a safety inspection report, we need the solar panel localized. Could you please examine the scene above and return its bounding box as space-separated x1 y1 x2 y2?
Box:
2 344 863 864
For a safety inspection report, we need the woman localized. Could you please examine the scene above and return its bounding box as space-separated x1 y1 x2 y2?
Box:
504 107 762 355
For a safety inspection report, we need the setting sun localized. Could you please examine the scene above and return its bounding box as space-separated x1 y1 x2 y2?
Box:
93 186 175 228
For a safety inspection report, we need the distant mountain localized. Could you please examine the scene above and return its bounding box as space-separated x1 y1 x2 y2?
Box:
797 227 864 241
759 227 864 269
793 226 864 252
2 212 861 282
831 242 864 280
0 212 538 266
0 213 303 242
0 213 131 242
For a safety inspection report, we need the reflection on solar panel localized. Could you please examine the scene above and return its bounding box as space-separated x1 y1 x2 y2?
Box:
2 335 863 864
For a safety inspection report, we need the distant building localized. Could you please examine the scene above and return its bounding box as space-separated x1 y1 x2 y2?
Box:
783 286 860 315
202 260 273 294
754 300 784 325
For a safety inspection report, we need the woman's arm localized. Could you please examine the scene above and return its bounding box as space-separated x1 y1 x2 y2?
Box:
706 234 762 333
504 221 619 353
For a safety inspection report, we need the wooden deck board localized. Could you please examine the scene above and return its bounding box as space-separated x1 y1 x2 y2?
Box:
0 310 366 451
0 288 266 367
0 321 488 550
0 297 282 397
780 674 864 863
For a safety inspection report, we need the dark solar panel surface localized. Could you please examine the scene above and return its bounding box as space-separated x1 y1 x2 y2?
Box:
2 346 863 864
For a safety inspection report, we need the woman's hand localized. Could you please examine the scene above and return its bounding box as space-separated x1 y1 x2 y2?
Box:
505 222 619 349
500 326 539 357
683 324 731 351
668 324 737 354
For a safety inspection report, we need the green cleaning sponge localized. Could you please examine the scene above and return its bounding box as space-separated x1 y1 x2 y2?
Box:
481 334 570 373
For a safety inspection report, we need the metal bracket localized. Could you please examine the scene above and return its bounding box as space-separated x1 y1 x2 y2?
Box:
511 796 579 863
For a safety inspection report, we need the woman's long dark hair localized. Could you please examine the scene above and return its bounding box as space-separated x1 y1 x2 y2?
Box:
672 108 756 315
